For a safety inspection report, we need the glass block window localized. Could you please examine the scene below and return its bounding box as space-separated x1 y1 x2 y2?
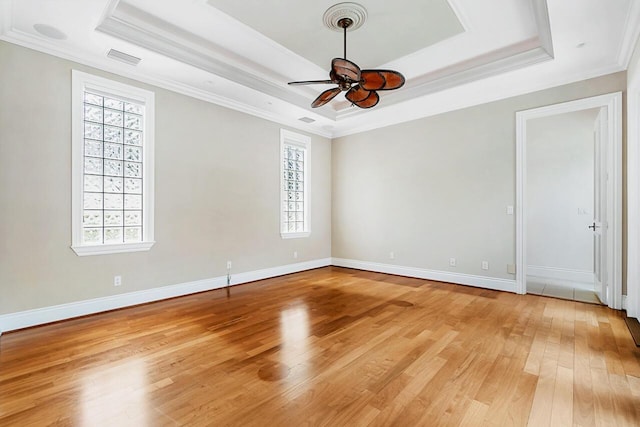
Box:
72 71 155 256
280 129 310 238
82 92 144 245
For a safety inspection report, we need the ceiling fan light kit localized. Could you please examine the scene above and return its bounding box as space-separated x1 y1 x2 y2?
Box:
288 2 405 110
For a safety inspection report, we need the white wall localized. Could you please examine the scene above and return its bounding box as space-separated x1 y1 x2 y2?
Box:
0 41 332 318
526 110 598 276
332 72 626 284
627 35 640 318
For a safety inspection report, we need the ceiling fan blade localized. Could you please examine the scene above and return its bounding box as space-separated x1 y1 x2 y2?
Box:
354 92 379 109
346 85 379 108
332 58 361 82
311 87 341 108
360 70 406 91
345 85 371 103
288 80 335 86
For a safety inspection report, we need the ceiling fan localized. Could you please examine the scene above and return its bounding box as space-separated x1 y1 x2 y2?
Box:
288 17 405 109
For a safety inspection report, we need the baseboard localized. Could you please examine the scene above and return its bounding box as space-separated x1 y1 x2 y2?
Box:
331 258 518 293
624 315 640 347
229 258 330 285
527 265 594 285
623 295 628 311
0 258 331 333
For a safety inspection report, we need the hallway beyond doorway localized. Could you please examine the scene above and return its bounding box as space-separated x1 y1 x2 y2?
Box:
526 275 601 304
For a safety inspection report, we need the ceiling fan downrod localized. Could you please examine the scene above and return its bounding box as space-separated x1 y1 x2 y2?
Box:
338 17 353 60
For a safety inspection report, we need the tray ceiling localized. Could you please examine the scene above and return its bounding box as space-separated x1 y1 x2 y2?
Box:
0 0 638 137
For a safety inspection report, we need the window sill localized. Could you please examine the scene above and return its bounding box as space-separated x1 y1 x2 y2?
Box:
71 241 155 256
281 232 310 239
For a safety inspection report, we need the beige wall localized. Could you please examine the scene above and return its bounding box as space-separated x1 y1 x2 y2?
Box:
0 41 332 315
332 72 626 280
0 39 631 318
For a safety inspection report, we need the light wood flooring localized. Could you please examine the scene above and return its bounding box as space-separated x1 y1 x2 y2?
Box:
1 266 639 426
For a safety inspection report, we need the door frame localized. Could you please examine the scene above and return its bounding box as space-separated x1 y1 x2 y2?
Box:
515 92 623 309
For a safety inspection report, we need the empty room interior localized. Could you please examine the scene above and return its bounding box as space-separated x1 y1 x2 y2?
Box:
2 0 640 425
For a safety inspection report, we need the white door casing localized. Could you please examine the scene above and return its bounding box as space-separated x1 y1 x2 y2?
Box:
515 92 623 309
592 108 605 303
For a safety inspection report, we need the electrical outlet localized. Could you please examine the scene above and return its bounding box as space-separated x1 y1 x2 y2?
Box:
114 275 122 286
506 205 514 215
449 258 456 267
293 251 298 259
226 261 232 270
389 251 395 260
482 261 489 270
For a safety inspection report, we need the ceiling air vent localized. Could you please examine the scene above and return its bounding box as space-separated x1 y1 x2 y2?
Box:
107 49 141 66
298 117 316 123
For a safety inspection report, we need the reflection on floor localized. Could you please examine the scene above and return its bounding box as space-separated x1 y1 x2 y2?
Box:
526 276 601 304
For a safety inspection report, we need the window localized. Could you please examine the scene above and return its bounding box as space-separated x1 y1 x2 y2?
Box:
71 70 155 256
280 129 310 238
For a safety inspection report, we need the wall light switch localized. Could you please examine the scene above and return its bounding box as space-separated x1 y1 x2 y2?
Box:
389 251 395 260
482 261 489 270
449 258 456 267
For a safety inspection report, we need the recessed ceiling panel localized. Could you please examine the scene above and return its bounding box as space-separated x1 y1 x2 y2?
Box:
206 0 465 69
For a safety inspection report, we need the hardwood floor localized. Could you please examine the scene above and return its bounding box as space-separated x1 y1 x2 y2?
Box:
1 266 639 426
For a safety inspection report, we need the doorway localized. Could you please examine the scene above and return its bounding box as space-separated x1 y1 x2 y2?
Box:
525 108 601 303
515 92 623 309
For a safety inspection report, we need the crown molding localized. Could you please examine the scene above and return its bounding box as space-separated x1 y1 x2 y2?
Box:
0 0 331 137
96 1 337 122
446 0 473 32
531 0 554 58
0 0 12 35
0 0 625 140
335 39 552 120
617 0 640 68
0 28 333 138
331 62 625 138
333 0 555 119
97 0 556 125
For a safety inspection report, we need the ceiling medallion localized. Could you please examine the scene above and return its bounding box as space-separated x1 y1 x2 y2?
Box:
322 2 368 32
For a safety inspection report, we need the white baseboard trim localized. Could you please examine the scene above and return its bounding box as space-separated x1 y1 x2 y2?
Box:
331 258 518 293
228 258 330 286
623 295 628 311
527 265 594 284
0 258 331 333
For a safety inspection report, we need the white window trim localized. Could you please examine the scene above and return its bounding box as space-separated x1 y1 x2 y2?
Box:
280 129 311 239
71 70 155 256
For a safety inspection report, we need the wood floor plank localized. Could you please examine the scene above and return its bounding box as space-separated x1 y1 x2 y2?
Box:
1 266 639 426
458 399 490 427
550 365 574 426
